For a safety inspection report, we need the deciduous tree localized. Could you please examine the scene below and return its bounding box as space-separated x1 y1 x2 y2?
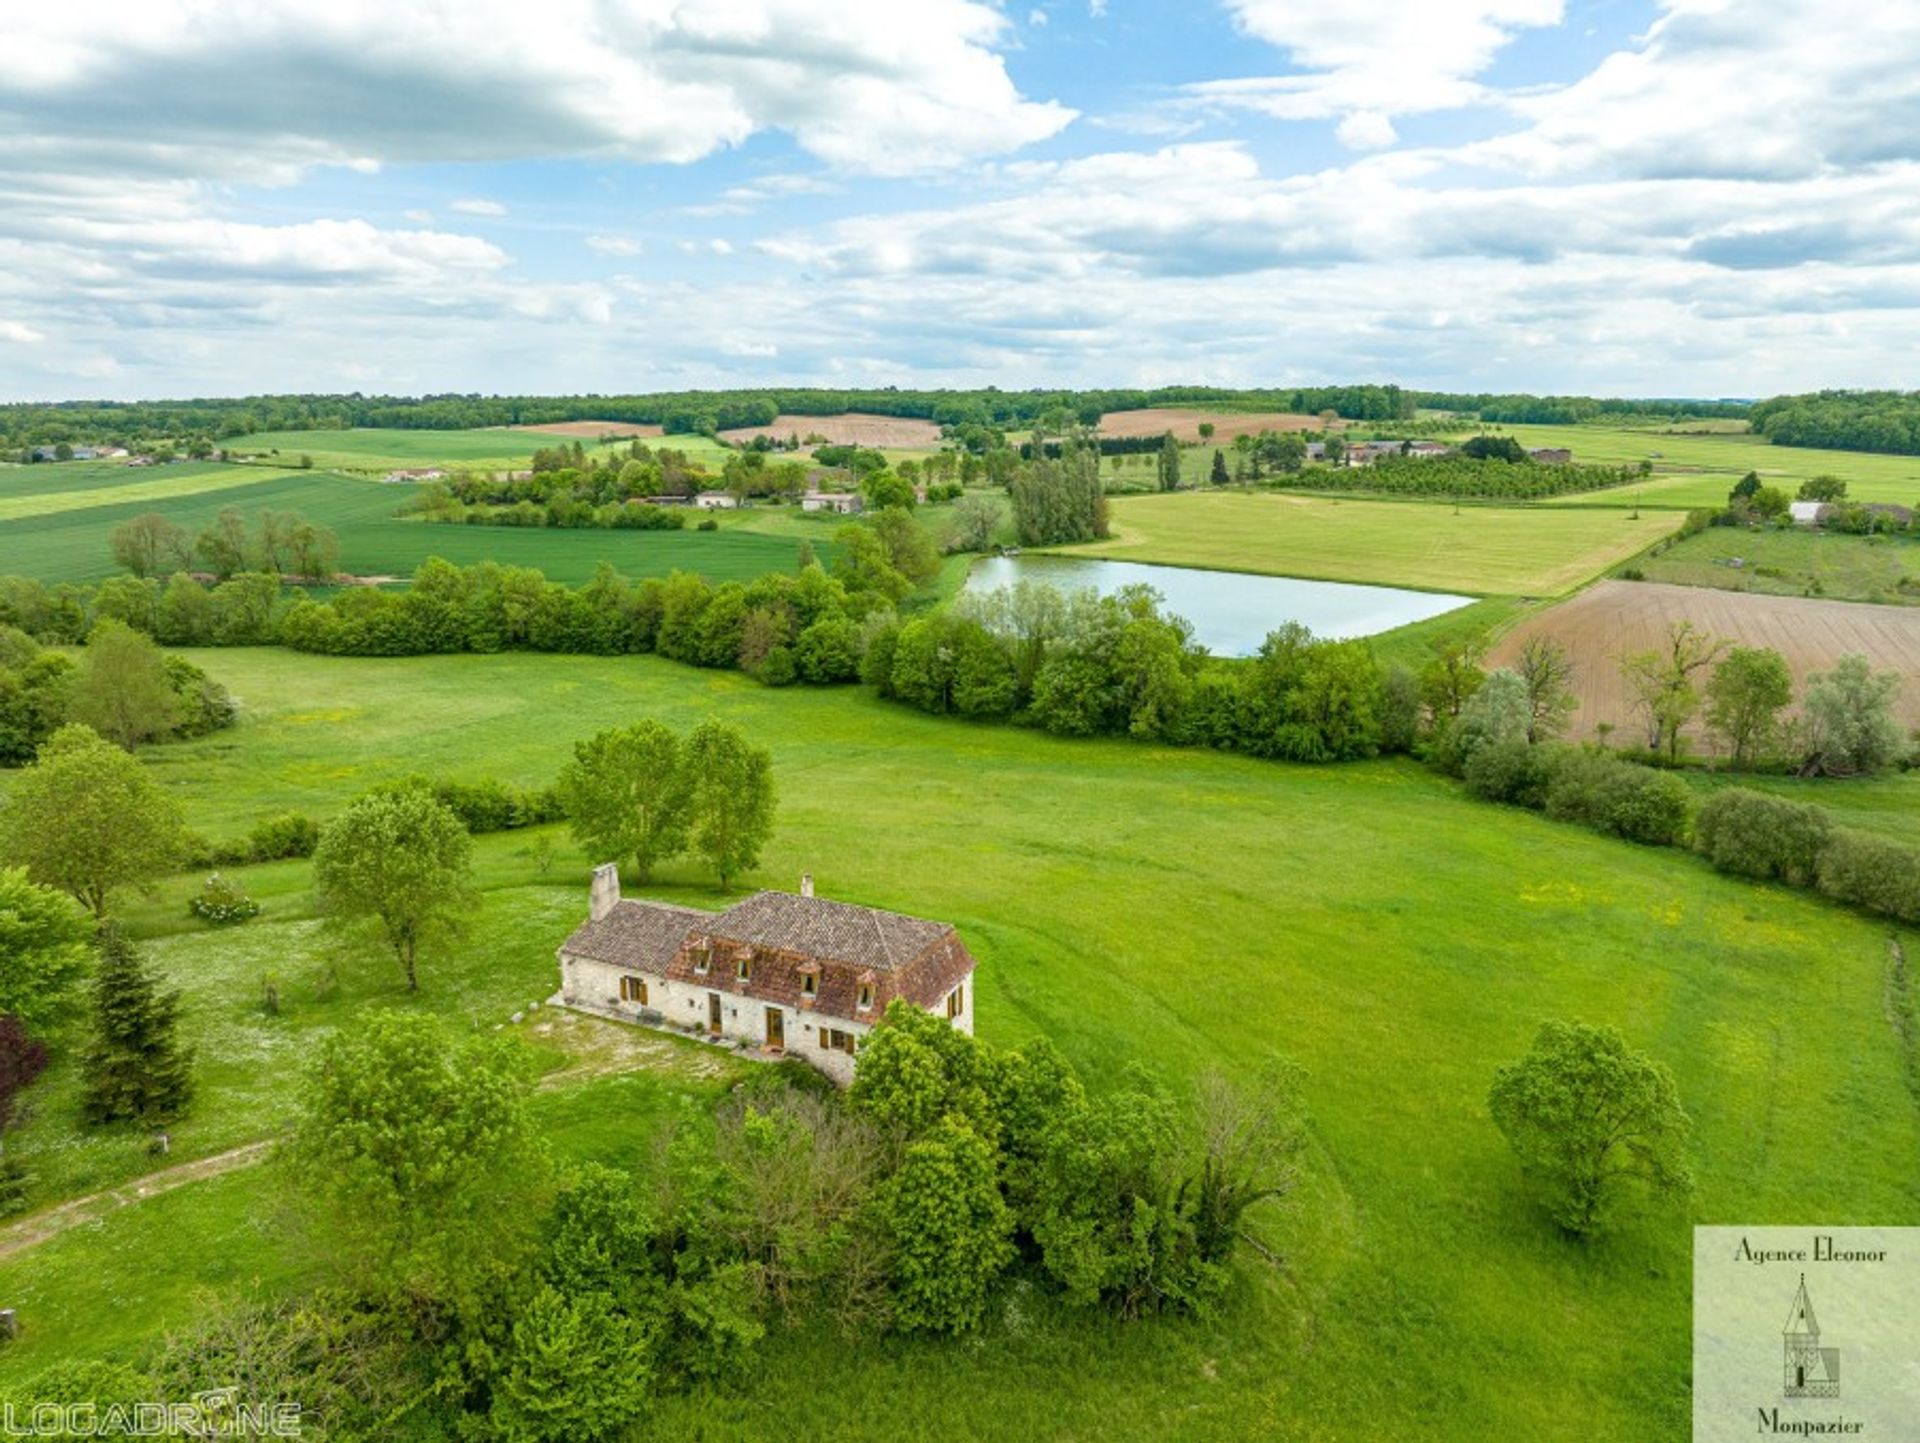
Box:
312 787 475 991
67 620 179 751
555 721 688 883
1487 1019 1692 1237
0 724 186 915
0 866 92 1031
682 721 776 889
1704 646 1793 768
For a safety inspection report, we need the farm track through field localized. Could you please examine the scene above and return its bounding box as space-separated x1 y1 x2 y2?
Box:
0 1012 714 1263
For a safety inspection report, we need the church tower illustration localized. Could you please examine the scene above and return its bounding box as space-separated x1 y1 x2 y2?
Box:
1782 1273 1840 1399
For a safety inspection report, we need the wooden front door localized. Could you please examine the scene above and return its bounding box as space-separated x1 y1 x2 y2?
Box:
765 1006 784 1050
707 992 722 1035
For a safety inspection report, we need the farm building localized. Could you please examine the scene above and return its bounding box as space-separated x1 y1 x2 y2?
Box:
383 467 447 482
556 867 975 1084
1788 501 1830 526
693 490 740 509
802 490 863 514
1528 447 1574 463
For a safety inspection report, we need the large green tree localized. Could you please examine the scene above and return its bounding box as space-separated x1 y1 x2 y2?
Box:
555 721 688 883
1704 646 1793 768
1487 1020 1693 1237
283 1010 544 1286
873 1115 1014 1333
312 787 475 991
0 867 93 1031
1801 654 1904 777
0 724 186 915
67 620 180 751
80 924 194 1128
682 721 777 889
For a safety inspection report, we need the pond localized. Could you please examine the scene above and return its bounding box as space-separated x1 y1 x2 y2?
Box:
963 554 1472 658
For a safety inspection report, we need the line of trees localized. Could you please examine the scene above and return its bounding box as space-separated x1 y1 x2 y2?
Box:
1 622 233 764
1749 389 1920 456
112 507 339 582
1285 455 1639 501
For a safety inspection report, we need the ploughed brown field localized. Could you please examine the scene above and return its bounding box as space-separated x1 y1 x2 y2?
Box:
1489 579 1920 746
506 420 665 438
1096 407 1339 443
715 412 944 448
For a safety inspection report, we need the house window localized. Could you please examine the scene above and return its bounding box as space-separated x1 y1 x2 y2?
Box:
619 976 648 1005
802 972 817 997
692 947 710 975
736 955 752 982
946 985 965 1020
818 1027 857 1055
857 983 873 1011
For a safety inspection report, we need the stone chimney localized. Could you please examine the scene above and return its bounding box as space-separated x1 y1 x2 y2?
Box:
800 872 814 898
589 863 621 921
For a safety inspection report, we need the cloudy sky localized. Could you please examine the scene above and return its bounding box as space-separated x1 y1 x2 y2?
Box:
3 0 1915 401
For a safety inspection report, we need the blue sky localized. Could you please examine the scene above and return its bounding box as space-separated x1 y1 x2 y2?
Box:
2 0 1914 401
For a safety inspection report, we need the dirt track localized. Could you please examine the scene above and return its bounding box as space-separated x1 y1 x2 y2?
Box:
1489 580 1920 744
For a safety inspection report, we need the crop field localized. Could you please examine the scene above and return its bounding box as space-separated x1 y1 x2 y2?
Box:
1067 490 1675 596
1096 407 1331 442
1637 524 1920 605
0 466 827 586
0 461 295 521
0 646 1914 1441
504 419 665 438
1478 424 1920 508
1488 579 1920 744
715 412 944 449
227 427 733 474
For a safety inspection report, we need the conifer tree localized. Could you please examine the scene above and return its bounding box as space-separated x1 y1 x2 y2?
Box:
79 924 194 1126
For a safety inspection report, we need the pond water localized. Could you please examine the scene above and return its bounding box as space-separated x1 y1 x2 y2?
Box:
963 554 1472 658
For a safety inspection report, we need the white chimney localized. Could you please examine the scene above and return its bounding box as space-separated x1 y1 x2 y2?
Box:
590 863 621 921
800 872 814 898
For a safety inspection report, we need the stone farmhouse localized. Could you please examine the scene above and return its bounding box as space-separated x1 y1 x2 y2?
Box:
556 867 975 1084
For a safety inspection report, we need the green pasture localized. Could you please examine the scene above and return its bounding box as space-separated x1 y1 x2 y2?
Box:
0 463 298 523
0 468 829 586
2 646 1915 1440
227 427 733 475
1482 424 1920 508
1066 490 1675 596
1636 524 1920 605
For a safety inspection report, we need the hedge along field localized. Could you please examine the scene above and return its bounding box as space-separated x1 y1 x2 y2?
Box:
1064 490 1675 596
0 467 830 586
3 645 1915 1440
228 426 735 474
1488 424 1920 508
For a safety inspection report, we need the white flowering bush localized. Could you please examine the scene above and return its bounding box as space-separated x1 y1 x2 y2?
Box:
188 872 261 926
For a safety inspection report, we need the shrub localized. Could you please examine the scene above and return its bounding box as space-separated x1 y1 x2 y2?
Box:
1543 750 1691 847
1816 830 1920 924
188 872 260 925
1693 789 1829 885
1462 739 1553 807
247 811 320 862
697 517 720 531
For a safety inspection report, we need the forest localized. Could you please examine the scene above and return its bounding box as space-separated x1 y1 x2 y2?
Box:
1748 389 1920 455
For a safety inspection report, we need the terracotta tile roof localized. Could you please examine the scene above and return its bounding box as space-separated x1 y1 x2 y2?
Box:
561 899 711 973
708 892 950 972
560 890 973 1023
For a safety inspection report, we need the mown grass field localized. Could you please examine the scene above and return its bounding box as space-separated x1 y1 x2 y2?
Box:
1637 523 1920 605
2 646 1915 1441
0 465 831 586
1066 490 1674 596
1489 424 1920 509
227 427 735 475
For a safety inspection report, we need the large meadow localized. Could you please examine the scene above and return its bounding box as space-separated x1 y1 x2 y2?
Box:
2 646 1916 1442
3 418 1920 1440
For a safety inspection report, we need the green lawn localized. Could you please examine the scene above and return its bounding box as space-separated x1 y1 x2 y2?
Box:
227 427 735 475
1637 524 1920 605
1064 490 1675 596
0 467 831 586
2 646 1915 1440
1485 425 1920 509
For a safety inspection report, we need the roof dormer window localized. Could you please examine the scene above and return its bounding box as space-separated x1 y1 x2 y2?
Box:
802 972 818 997
857 983 873 1011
